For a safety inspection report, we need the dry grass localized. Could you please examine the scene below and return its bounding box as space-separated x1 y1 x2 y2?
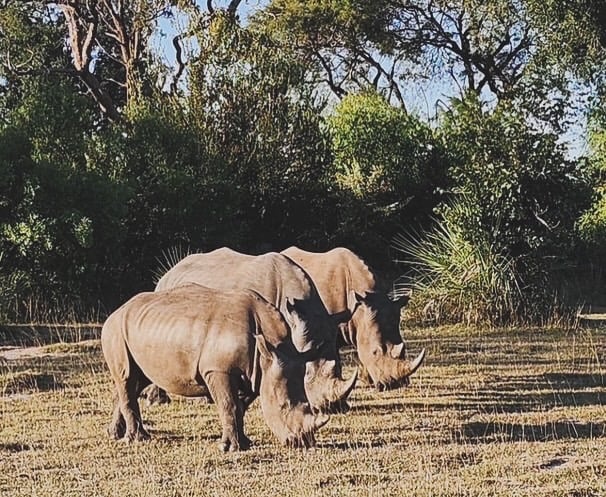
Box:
1 324 605 497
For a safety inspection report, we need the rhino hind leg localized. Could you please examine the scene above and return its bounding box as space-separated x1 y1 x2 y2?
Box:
204 371 251 451
108 391 126 440
113 368 152 442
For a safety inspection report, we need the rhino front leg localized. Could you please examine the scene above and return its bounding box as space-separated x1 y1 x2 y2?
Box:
204 371 250 451
140 384 172 406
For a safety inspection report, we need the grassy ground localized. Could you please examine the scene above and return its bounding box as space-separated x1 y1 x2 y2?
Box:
0 323 605 497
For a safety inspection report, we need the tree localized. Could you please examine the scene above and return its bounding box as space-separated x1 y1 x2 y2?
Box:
255 0 599 129
185 15 335 249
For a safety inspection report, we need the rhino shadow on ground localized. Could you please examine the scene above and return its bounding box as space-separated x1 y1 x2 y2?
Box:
0 442 41 453
316 439 391 450
142 430 220 444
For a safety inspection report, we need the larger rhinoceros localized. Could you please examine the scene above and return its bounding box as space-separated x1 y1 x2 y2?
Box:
101 283 330 450
281 246 425 391
154 248 357 413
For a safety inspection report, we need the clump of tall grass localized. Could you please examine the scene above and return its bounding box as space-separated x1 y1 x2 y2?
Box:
392 216 522 326
152 245 193 284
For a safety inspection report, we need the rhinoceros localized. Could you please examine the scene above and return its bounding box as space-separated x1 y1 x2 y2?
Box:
101 283 330 450
281 246 425 391
153 248 357 413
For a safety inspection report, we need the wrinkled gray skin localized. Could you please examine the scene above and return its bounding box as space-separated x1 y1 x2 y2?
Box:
281 246 425 391
101 284 329 450
150 248 357 413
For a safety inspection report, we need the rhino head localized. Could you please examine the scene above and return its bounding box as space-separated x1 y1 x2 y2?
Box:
255 335 330 448
347 291 425 391
283 297 358 414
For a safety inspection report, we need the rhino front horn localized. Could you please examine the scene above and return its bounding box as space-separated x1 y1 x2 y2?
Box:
407 348 426 376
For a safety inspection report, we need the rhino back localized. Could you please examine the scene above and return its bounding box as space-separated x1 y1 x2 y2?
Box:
156 249 316 309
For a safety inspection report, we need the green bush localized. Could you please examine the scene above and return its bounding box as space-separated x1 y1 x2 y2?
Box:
187 17 335 250
438 94 588 261
395 94 591 325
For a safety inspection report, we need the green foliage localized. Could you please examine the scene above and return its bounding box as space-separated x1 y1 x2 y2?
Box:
187 17 334 248
329 91 437 199
256 0 396 51
578 108 606 245
86 101 236 298
395 94 592 324
438 94 588 260
0 0 603 324
327 90 445 261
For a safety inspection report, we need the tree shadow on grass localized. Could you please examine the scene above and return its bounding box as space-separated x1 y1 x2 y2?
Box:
456 372 606 412
0 324 100 347
352 373 605 416
459 420 606 443
2 371 64 394
450 372 606 444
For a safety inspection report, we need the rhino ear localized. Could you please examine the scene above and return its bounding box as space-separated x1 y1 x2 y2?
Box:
345 291 364 314
392 294 410 308
286 296 303 314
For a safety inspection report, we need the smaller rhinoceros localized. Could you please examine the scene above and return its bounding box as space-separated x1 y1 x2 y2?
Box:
101 283 329 450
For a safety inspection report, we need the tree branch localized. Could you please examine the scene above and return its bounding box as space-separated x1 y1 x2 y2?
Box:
171 33 187 93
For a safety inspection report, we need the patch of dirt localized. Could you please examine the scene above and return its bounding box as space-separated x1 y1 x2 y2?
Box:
0 339 99 361
0 345 51 361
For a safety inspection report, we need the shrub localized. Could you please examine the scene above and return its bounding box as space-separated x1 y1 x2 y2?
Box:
393 200 521 326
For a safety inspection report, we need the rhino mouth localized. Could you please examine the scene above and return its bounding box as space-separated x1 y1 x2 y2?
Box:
285 431 317 449
375 375 410 391
371 348 426 391
313 398 350 414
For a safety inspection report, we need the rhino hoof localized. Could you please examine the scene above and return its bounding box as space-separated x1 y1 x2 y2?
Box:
124 428 151 443
107 421 126 440
240 435 253 450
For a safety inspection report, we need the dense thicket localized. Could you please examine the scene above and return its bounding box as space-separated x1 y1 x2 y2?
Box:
0 0 604 324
